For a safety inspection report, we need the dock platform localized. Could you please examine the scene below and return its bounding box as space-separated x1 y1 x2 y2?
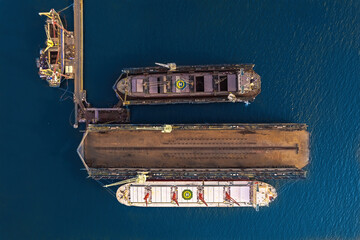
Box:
78 123 309 180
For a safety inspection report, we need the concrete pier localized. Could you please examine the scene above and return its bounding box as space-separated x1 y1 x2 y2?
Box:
73 0 85 127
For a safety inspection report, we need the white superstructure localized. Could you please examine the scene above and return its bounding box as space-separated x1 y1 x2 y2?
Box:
116 181 276 209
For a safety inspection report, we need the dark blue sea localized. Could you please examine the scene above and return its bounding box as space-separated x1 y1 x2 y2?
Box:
1 0 360 239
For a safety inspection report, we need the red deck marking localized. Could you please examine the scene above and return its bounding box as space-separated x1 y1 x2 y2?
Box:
144 193 150 207
172 192 179 206
225 192 240 206
198 193 208 206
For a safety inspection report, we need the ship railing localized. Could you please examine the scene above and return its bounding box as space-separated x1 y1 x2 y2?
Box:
85 123 308 132
84 168 307 181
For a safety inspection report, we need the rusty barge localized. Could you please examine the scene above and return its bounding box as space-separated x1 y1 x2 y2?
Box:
114 63 261 105
78 123 309 181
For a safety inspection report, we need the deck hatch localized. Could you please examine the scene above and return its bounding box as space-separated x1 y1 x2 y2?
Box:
230 186 250 203
149 77 158 93
195 76 205 92
49 51 58 64
151 186 171 203
227 74 237 92
131 78 144 93
219 75 228 91
130 186 146 203
204 75 213 92
204 186 224 203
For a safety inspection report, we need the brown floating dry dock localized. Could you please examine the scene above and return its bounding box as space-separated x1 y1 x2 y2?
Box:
78 124 309 180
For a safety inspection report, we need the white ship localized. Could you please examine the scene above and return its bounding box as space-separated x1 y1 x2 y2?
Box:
116 181 277 210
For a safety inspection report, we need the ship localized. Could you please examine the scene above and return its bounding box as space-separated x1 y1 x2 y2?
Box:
116 180 276 209
36 9 75 87
113 63 261 105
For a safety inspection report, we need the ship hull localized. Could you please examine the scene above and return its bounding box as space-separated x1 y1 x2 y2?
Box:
116 180 276 208
114 64 261 105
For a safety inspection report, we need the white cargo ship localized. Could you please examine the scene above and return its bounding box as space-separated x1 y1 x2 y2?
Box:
116 181 276 209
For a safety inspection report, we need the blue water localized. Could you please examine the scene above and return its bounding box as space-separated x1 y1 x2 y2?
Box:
1 0 360 239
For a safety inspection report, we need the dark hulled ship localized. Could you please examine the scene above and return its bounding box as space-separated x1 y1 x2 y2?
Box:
114 63 261 105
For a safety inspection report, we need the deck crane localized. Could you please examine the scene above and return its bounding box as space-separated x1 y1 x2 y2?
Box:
155 62 177 71
103 172 148 188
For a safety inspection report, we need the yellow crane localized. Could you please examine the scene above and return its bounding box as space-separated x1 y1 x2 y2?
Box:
103 172 148 188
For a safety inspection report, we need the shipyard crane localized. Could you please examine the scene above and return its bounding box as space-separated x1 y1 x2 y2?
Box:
39 11 57 54
103 172 148 188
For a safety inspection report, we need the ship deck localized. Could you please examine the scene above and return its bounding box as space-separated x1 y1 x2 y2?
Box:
80 124 309 170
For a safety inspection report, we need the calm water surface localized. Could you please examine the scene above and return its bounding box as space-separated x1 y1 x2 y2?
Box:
0 0 359 239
